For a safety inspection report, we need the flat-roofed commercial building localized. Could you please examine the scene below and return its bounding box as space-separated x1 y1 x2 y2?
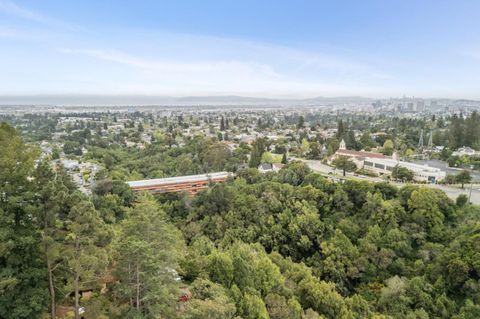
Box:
126 172 231 194
363 158 446 183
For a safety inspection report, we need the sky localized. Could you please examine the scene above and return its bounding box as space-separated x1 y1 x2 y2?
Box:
1 0 480 99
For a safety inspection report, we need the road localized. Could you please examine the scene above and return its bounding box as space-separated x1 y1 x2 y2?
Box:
302 159 480 205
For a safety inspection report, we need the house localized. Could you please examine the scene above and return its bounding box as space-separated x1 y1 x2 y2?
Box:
452 146 479 157
235 163 249 171
61 159 80 170
258 163 284 173
258 163 273 173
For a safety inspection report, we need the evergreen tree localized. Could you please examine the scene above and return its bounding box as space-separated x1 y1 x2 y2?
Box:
0 123 48 319
220 116 226 131
64 200 111 319
336 119 346 139
281 152 288 164
297 116 305 130
114 194 184 318
332 155 357 176
249 138 267 168
33 162 75 319
449 114 464 149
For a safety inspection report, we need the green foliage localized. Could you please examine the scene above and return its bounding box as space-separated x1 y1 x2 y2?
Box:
277 161 312 186
0 123 47 319
249 138 267 168
64 200 111 319
114 194 185 318
391 165 414 182
456 194 469 207
3 119 480 319
382 140 394 156
182 279 237 319
455 170 472 188
332 155 357 176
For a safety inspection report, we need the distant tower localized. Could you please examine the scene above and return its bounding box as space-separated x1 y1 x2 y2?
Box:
339 139 346 150
418 130 424 149
427 131 433 149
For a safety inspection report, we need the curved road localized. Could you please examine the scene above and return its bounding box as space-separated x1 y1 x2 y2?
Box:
303 160 480 205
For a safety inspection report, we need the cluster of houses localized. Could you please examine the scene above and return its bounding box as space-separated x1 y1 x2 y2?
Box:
452 146 480 157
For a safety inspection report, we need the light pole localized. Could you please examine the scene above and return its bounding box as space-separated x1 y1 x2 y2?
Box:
468 181 473 204
468 165 474 204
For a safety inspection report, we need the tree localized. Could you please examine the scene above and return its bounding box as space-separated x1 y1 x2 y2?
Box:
0 123 48 319
282 152 288 164
114 194 184 318
360 132 374 149
63 140 82 155
455 170 471 189
249 138 267 168
336 120 346 139
333 156 357 176
202 143 231 171
408 188 445 242
183 279 236 319
453 299 480 319
265 294 302 319
300 138 310 157
464 111 480 148
277 161 312 185
391 165 414 182
64 200 111 319
240 293 269 319
308 141 321 159
33 162 75 319
456 194 468 207
449 114 464 149
220 116 226 131
382 140 394 156
297 116 305 130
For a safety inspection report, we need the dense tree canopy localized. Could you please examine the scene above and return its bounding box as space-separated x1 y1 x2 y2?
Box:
2 121 480 318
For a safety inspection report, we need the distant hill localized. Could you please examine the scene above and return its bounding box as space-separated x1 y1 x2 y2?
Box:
0 94 374 106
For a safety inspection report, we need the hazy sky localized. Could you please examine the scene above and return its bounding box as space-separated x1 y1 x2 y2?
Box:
1 0 480 98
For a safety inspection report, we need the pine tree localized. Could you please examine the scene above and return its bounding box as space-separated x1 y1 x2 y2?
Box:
297 116 305 129
64 200 111 319
220 116 226 131
114 194 184 318
249 138 267 168
33 162 75 319
0 123 48 319
336 120 345 139
449 114 464 149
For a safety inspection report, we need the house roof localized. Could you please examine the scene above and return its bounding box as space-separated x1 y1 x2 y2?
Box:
336 149 385 159
258 163 273 170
